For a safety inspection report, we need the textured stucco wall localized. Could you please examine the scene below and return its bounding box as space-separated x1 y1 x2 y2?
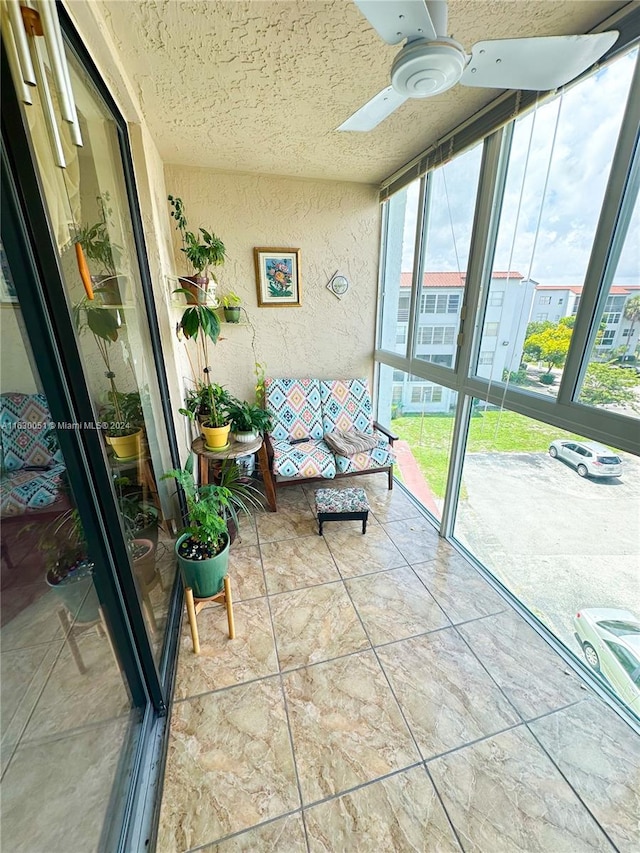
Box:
163 165 381 402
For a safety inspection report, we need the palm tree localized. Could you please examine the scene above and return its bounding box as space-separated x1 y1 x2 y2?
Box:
623 294 640 359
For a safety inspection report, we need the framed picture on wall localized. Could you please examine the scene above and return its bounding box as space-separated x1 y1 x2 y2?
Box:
254 248 301 307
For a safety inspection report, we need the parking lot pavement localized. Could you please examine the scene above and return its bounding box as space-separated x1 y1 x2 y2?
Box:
455 450 640 651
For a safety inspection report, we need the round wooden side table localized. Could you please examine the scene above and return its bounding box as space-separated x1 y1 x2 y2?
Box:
191 435 277 512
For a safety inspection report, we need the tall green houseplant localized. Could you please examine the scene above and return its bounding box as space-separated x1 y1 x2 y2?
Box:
168 195 226 303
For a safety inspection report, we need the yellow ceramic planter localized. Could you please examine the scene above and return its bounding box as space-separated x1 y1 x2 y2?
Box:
106 429 142 459
202 423 231 450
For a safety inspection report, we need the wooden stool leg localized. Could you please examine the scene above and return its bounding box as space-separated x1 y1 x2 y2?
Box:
185 587 200 654
224 575 235 639
58 608 86 674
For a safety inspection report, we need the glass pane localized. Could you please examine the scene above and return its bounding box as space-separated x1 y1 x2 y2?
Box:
1 244 140 851
25 39 177 662
414 143 483 367
378 179 421 354
377 365 457 523
578 184 640 419
476 49 637 395
454 401 640 714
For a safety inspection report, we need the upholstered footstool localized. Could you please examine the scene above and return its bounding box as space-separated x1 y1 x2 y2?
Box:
315 487 369 535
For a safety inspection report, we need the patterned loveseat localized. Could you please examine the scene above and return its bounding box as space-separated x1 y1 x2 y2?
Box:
0 393 69 574
263 378 396 508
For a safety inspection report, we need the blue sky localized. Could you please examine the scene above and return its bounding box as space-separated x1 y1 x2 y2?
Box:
402 48 638 287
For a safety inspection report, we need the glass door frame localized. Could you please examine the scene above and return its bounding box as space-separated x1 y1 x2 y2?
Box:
1 12 183 846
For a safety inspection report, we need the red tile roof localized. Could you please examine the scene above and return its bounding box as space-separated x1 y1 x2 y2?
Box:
399 271 524 288
535 284 640 294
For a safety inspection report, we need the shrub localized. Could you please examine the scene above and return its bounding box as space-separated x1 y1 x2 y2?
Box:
539 373 555 385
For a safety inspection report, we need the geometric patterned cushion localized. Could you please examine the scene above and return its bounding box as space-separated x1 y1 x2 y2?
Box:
271 438 336 480
0 463 67 515
333 434 395 474
320 379 374 435
0 392 59 471
265 378 323 442
315 487 369 513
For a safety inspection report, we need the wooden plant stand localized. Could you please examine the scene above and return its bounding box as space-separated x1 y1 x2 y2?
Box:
184 579 235 654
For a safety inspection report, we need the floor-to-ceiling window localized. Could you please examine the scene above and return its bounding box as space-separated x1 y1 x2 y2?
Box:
376 42 640 720
1 8 181 850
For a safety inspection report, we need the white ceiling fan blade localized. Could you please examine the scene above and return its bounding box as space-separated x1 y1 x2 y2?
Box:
354 0 437 46
337 86 409 132
461 32 619 91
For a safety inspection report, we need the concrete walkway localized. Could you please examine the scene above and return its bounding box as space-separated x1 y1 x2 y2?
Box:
394 440 441 517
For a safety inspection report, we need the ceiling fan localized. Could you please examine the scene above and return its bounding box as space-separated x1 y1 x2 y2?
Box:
338 0 618 131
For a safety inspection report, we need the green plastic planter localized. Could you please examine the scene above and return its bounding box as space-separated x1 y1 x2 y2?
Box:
223 306 241 323
175 531 230 598
47 560 100 623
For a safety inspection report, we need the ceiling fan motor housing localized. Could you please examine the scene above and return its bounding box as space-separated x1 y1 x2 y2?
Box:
391 39 467 98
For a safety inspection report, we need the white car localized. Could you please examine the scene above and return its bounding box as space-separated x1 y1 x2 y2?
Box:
549 440 622 478
574 608 640 713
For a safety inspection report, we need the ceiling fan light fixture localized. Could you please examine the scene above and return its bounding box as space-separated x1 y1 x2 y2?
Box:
390 39 466 98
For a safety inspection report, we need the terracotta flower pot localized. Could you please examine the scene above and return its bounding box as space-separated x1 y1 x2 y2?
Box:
180 275 209 305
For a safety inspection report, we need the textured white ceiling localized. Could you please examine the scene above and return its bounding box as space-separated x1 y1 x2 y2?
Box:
97 0 627 185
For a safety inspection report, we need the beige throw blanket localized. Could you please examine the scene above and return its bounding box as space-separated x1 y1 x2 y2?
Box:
324 429 378 457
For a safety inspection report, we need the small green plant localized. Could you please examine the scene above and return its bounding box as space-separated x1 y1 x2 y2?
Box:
162 466 231 559
254 361 266 406
73 298 140 438
100 390 143 437
221 291 241 308
228 399 272 434
77 192 122 277
502 367 528 386
168 195 226 279
179 382 233 429
539 373 556 386
25 506 88 584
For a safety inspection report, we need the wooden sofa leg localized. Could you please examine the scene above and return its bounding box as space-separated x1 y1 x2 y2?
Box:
388 465 394 490
257 441 277 512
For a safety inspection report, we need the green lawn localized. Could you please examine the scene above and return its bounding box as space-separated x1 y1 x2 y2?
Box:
392 410 584 499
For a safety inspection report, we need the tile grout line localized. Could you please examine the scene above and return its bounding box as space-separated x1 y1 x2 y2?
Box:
184 807 305 853
257 524 313 853
524 717 622 851
337 565 466 850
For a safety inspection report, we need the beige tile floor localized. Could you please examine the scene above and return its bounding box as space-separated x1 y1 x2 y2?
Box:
158 475 640 852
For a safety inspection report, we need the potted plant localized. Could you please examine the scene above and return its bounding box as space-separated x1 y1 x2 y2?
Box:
162 466 232 598
35 507 100 623
181 383 233 449
221 291 242 323
228 399 272 443
216 459 264 543
74 298 143 459
115 476 161 547
168 195 226 304
77 192 124 305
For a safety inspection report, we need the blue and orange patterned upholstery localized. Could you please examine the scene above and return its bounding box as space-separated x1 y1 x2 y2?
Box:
320 379 374 435
265 378 324 442
265 378 394 482
0 392 66 515
271 439 336 480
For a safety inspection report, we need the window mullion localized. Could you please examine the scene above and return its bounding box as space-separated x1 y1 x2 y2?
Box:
456 128 509 380
406 174 429 361
559 50 640 406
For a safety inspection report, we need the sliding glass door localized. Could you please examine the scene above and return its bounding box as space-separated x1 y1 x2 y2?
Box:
1 9 181 850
